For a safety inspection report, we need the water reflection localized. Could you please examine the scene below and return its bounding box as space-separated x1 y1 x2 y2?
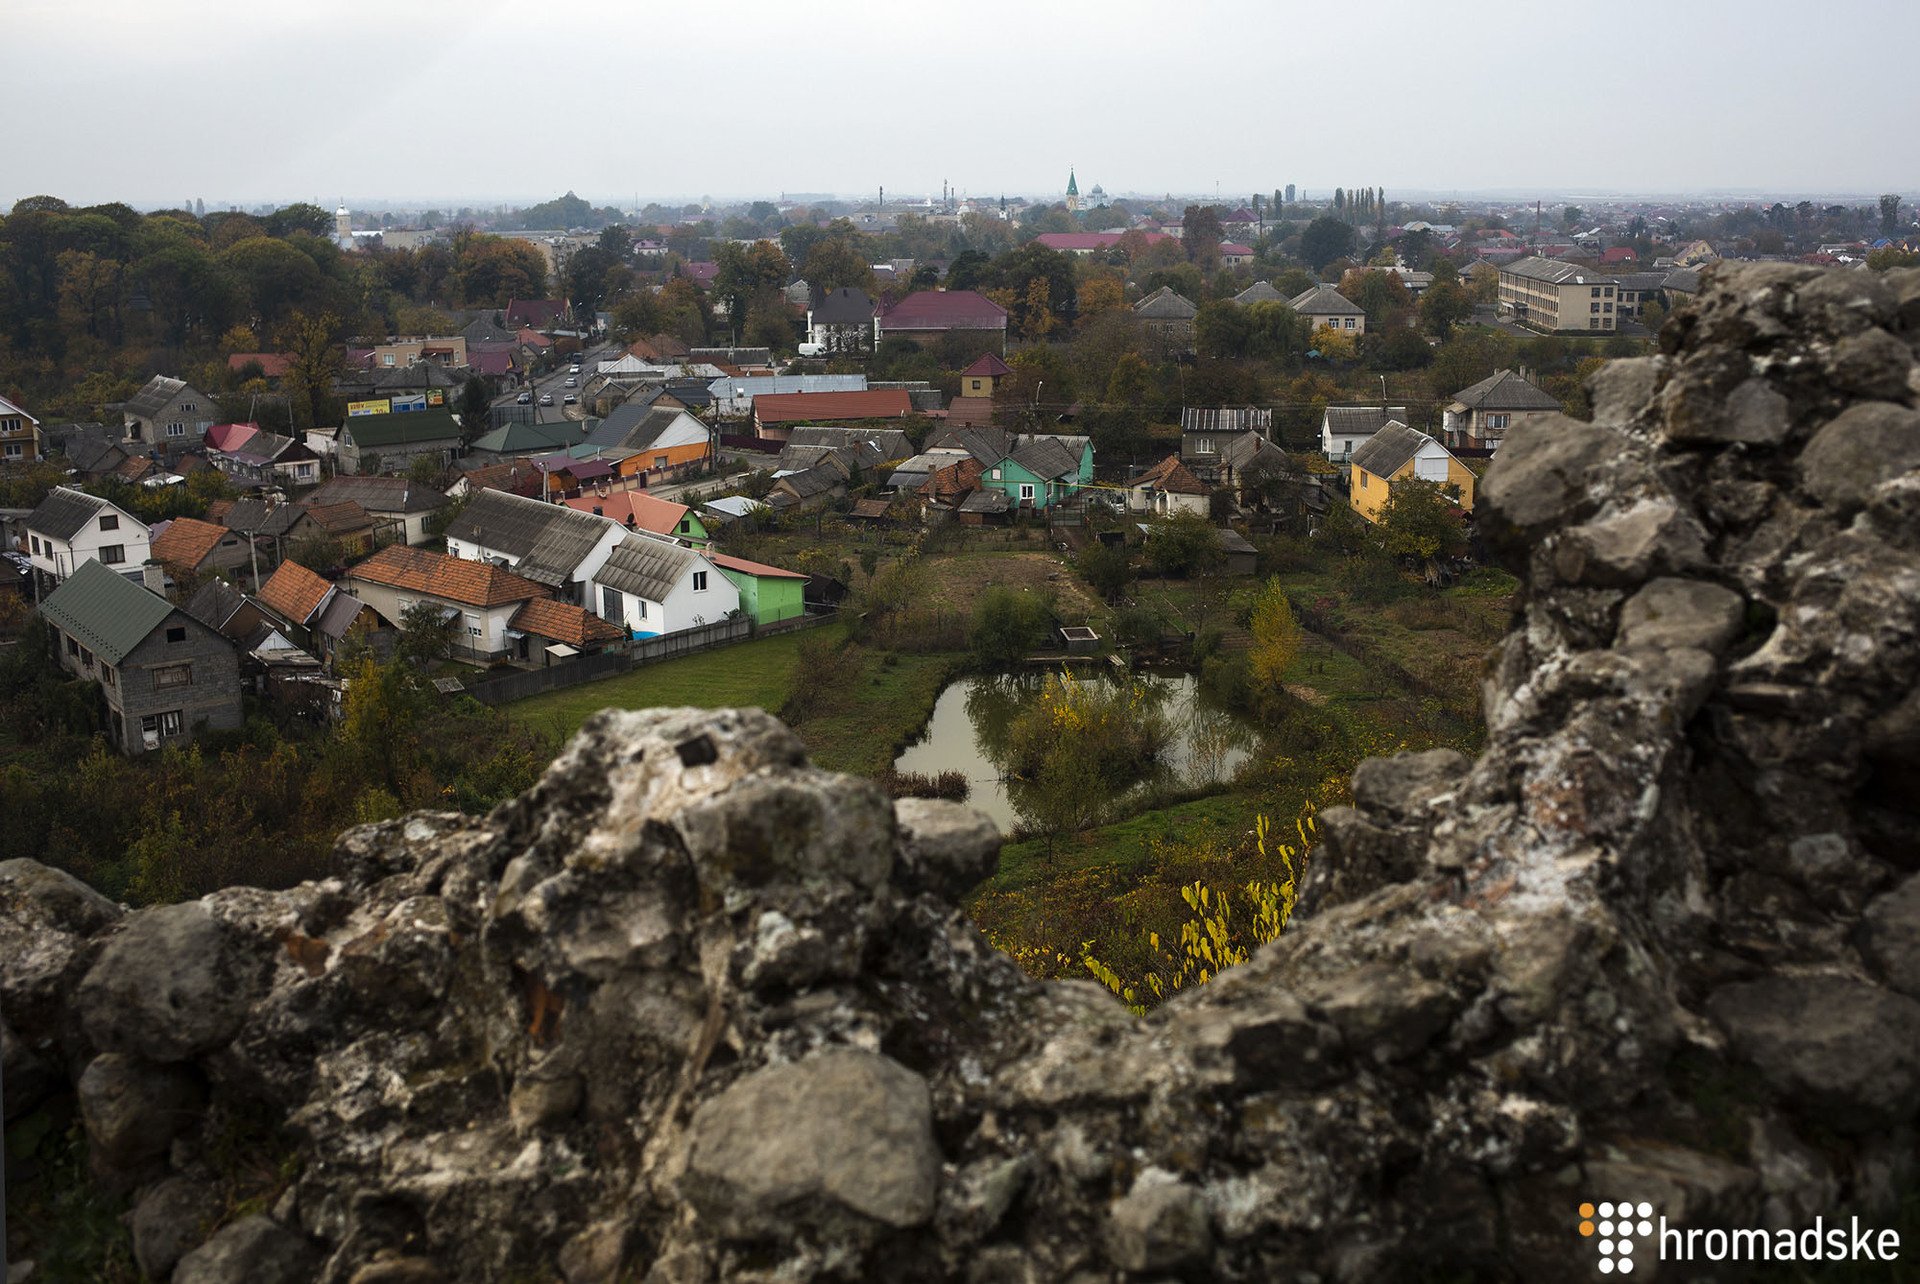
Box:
895 670 1257 834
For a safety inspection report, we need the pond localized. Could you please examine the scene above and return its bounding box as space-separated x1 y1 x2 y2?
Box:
891 669 1259 834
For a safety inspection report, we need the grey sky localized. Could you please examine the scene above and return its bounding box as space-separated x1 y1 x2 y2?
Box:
5 0 1916 211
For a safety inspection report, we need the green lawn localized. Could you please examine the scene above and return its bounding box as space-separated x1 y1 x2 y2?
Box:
505 627 830 741
501 624 962 777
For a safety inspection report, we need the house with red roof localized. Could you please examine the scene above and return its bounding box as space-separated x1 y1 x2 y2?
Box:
1033 231 1174 256
874 290 1008 353
959 352 1012 399
1598 246 1640 267
563 490 709 546
751 389 915 442
707 552 806 626
227 352 295 381
505 298 567 330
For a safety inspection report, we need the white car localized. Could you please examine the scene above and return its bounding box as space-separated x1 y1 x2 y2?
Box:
568 363 581 374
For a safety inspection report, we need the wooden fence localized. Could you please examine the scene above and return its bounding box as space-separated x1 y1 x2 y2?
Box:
457 612 832 706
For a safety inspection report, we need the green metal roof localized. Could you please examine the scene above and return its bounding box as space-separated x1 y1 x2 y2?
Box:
341 410 463 449
469 421 584 455
38 559 179 665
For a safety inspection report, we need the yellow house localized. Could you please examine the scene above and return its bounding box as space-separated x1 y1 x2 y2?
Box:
1348 422 1475 522
959 352 1012 397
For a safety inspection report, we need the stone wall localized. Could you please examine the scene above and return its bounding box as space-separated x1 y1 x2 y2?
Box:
4 262 1920 1281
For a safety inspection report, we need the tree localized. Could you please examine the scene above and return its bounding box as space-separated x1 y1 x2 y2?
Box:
1562 206 1585 231
1375 478 1467 561
396 600 459 667
1880 194 1903 236
1077 542 1134 603
1145 512 1224 578
1182 205 1225 269
1247 577 1302 704
969 587 1055 666
1419 279 1474 340
282 311 344 431
1300 217 1357 270
264 203 333 238
1077 274 1126 319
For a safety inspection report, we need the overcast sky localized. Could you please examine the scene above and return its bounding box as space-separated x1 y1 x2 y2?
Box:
5 0 1916 212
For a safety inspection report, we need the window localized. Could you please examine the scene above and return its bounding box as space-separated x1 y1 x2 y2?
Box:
1195 438 1215 455
382 354 396 366
1603 287 1614 297
2 442 19 459
465 613 481 637
29 535 39 555
1487 414 1510 430
166 625 187 643
166 422 186 437
1344 317 1356 329
100 544 126 564
78 647 93 669
1591 287 1602 297
153 663 192 689
1591 302 1601 313
67 635 79 656
1603 303 1613 313
99 514 119 531
142 710 184 740
693 571 707 591
180 401 196 412
101 664 115 688
655 454 669 469
637 599 648 619
1360 472 1369 488
678 519 690 533
990 468 1001 480
1019 483 1035 501
599 585 622 622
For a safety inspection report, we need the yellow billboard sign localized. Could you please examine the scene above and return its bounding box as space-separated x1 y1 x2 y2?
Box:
347 399 391 417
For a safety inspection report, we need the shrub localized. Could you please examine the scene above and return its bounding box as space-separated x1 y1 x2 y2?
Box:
969 587 1055 667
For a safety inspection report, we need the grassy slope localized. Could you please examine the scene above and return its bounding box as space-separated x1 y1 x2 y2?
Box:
502 623 959 777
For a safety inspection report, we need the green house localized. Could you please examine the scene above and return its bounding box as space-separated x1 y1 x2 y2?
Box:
710 552 807 626
983 433 1094 511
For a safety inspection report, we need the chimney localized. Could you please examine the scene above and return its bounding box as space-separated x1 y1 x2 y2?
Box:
141 560 166 593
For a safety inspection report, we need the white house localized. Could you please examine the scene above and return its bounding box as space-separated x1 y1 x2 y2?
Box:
23 486 152 595
589 532 739 639
442 488 627 606
1321 405 1410 462
341 544 544 662
1127 455 1211 518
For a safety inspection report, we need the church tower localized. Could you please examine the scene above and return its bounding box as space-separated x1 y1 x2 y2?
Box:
1065 169 1080 212
334 201 352 245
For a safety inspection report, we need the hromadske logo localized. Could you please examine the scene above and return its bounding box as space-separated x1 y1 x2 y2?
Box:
1580 1201 1655 1274
1579 1201 1904 1272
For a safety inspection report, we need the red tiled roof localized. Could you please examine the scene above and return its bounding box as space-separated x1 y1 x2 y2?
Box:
510 597 622 646
707 551 806 580
113 456 154 483
753 390 914 426
1135 454 1208 496
227 353 295 378
461 462 543 498
298 500 375 536
203 422 260 453
920 456 986 504
348 544 544 609
562 490 692 537
960 353 1012 378
151 517 229 571
877 290 1008 331
259 560 334 624
1220 242 1253 256
946 396 996 428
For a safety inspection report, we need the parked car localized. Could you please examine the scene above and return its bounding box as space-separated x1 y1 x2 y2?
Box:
568 363 581 374
563 376 577 388
563 393 578 405
515 391 532 405
540 392 554 405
